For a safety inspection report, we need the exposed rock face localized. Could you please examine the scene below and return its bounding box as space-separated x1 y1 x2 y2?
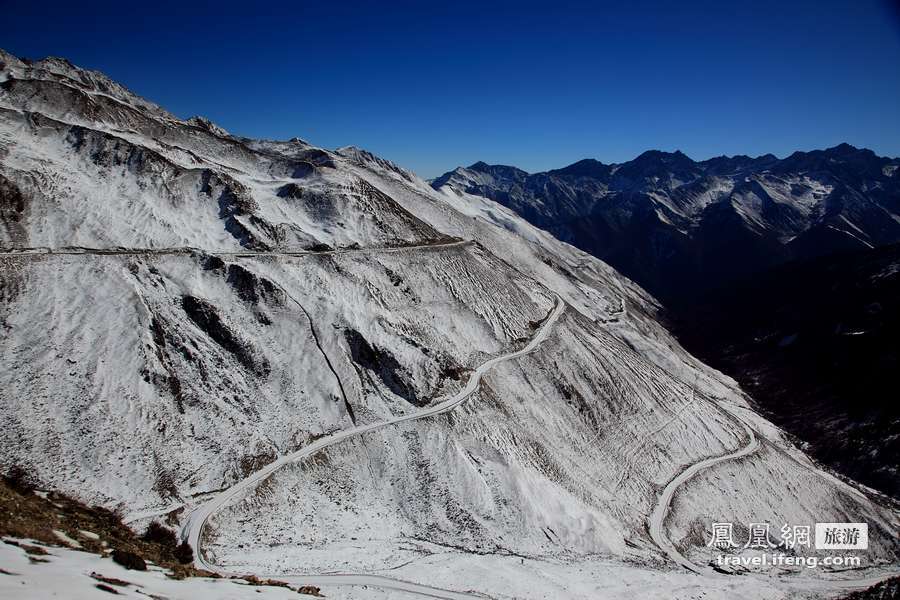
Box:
344 328 418 405
0 173 27 243
181 295 271 377
0 49 897 599
433 149 900 505
433 146 900 304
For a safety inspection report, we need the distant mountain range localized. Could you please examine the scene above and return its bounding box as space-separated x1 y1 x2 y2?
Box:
1 49 898 597
433 146 900 304
434 147 900 499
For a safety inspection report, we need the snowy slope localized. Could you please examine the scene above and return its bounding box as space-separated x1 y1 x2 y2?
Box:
0 50 897 599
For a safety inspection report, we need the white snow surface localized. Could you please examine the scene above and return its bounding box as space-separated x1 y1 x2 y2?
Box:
2 537 895 600
0 51 897 599
0 539 324 600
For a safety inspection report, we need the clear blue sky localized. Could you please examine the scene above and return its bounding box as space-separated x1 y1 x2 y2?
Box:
3 0 900 177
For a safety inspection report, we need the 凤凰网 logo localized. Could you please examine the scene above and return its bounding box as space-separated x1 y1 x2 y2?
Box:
707 521 868 551
815 523 868 550
708 521 868 571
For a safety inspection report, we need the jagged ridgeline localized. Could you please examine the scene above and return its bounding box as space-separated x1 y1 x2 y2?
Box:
0 50 897 599
432 149 900 304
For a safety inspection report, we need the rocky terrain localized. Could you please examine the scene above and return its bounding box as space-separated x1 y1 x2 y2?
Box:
0 50 897 599
433 146 900 504
432 147 900 305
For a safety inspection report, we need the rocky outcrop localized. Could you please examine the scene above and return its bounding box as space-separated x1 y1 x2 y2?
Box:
433 146 900 304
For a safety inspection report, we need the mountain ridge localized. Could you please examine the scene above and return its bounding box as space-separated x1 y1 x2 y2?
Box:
447 143 898 178
433 144 900 304
1 50 898 599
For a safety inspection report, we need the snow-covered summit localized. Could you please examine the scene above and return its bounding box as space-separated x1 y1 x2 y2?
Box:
0 51 897 599
185 115 231 137
433 146 900 303
0 49 175 120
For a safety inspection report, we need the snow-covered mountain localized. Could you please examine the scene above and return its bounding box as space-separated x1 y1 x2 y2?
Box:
431 150 900 503
1 50 898 599
432 148 900 304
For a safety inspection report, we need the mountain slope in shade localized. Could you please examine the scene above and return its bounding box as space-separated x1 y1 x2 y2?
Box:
0 50 898 599
674 243 900 498
432 147 900 304
431 148 900 500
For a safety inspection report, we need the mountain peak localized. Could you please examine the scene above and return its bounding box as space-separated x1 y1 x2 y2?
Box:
465 161 528 179
0 48 174 120
185 116 230 137
550 158 612 179
3 49 899 600
822 142 879 160
631 149 694 164
827 142 860 154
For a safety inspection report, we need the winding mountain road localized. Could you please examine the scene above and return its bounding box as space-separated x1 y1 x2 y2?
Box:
648 407 760 574
0 239 471 258
647 399 898 592
179 295 565 599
